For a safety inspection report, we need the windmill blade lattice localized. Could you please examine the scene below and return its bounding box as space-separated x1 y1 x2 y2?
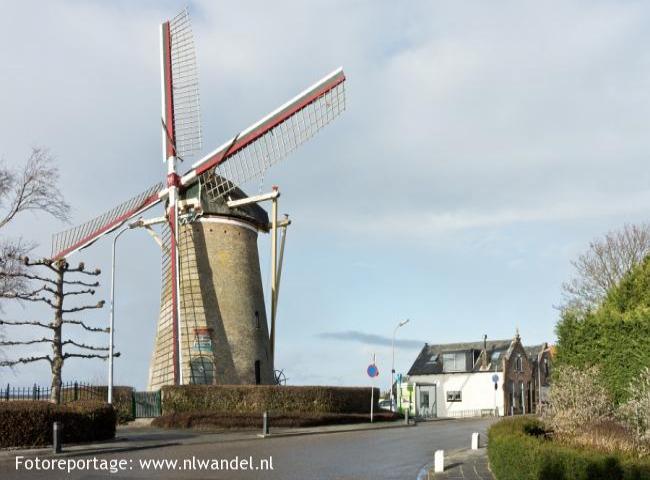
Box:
51 182 164 259
169 8 202 159
193 69 346 201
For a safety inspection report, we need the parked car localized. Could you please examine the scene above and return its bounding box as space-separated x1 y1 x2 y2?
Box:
378 399 392 410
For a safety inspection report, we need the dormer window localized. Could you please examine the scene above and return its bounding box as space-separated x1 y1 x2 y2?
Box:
442 352 466 372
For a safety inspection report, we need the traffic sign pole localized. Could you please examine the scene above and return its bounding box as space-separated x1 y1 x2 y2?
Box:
367 353 379 423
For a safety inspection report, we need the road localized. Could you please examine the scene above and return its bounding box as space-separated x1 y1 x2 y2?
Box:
1 418 495 480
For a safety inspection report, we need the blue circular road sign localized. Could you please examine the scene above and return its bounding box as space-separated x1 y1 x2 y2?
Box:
367 364 379 378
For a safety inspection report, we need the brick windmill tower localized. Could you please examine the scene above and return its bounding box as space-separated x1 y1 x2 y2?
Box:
51 9 346 389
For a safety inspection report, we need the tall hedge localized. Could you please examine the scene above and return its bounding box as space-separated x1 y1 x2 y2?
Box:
0 400 116 448
488 417 650 480
161 385 379 415
556 257 650 403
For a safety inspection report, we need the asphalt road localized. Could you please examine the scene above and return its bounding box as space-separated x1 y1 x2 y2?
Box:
1 418 495 480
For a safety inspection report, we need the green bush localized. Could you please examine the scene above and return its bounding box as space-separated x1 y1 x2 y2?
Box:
79 386 134 424
161 385 379 415
152 411 399 429
556 257 650 404
0 400 116 448
488 416 650 480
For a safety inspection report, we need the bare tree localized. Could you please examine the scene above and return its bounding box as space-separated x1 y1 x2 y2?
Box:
0 148 70 359
0 257 113 403
0 147 70 229
562 223 650 311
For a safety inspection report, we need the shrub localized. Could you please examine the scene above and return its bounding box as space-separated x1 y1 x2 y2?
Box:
0 400 116 448
488 416 650 480
543 365 614 436
619 367 650 451
161 385 379 415
152 411 400 430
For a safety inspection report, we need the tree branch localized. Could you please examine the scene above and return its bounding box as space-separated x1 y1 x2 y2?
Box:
0 337 52 346
63 288 96 296
62 300 105 313
63 319 108 333
62 279 100 287
63 339 108 351
0 148 70 229
63 352 119 360
0 355 52 367
0 319 52 329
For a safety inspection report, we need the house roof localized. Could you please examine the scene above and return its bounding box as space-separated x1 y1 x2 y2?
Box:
407 339 547 376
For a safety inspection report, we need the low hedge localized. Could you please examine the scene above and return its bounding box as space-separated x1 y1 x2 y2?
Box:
79 386 134 424
0 400 116 448
487 416 650 480
161 385 379 415
152 411 400 430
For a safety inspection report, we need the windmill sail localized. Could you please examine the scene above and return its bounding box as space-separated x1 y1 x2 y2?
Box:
169 8 202 160
51 182 164 259
181 68 346 201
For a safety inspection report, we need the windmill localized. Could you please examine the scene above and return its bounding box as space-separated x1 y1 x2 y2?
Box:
50 9 346 389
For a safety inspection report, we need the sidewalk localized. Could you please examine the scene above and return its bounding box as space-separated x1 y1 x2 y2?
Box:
430 448 493 480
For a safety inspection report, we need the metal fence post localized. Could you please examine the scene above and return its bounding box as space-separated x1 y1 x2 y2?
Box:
32 383 37 400
5 383 9 401
74 381 79 401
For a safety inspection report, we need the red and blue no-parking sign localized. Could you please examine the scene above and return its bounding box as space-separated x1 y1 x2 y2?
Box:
367 364 379 378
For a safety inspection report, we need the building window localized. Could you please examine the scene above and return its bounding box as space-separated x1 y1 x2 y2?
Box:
255 311 260 329
442 352 466 372
515 355 523 372
446 391 462 402
420 391 430 408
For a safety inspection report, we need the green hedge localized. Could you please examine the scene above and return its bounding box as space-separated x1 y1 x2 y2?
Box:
488 416 650 480
79 386 134 424
556 257 650 404
152 411 400 429
161 385 379 415
0 400 116 448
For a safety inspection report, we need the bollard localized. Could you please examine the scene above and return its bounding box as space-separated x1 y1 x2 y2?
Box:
471 432 480 450
53 422 62 454
404 409 409 425
434 450 444 473
262 411 269 436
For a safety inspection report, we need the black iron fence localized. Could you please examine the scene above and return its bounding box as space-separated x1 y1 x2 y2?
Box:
0 382 105 403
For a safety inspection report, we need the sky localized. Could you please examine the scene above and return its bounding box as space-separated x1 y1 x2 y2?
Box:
2 0 650 390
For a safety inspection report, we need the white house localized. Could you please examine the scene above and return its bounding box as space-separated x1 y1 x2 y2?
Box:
399 333 551 418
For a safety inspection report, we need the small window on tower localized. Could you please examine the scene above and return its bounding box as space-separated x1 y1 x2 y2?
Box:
255 360 261 385
255 311 260 329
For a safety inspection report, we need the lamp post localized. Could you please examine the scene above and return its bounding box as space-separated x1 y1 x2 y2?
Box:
108 225 134 404
391 318 410 412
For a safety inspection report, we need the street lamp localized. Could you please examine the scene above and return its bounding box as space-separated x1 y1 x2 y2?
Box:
108 225 135 404
391 318 410 412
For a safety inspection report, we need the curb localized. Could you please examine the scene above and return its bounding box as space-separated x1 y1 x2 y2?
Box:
258 420 416 439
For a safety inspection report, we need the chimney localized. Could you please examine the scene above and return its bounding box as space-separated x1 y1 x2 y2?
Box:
481 334 488 369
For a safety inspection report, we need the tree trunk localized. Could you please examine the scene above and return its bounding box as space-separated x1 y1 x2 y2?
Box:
50 262 64 404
